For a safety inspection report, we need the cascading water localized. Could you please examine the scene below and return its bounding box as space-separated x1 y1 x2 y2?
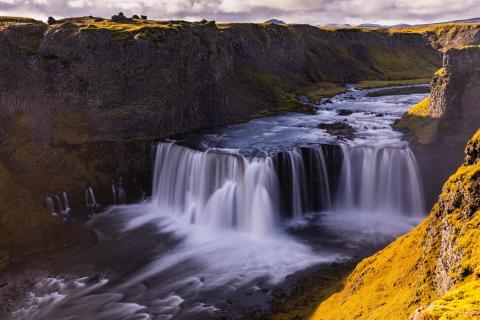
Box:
151 143 279 236
150 141 425 233
335 145 425 215
85 186 97 208
45 192 71 217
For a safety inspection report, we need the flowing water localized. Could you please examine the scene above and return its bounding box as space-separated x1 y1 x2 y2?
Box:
12 86 429 320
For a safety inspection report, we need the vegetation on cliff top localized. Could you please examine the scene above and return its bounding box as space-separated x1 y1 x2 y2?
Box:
395 96 440 144
312 130 480 320
0 16 43 30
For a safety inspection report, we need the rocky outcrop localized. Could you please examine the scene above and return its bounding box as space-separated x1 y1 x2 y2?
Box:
312 129 480 320
422 23 480 51
397 45 480 206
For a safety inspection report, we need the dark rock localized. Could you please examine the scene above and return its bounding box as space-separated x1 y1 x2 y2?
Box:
271 288 286 300
47 17 57 25
337 109 353 116
376 113 384 117
464 131 480 166
132 15 140 19
141 15 147 20
111 12 129 22
318 122 355 140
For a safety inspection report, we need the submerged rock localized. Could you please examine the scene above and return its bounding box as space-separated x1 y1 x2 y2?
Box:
337 109 354 116
318 122 355 140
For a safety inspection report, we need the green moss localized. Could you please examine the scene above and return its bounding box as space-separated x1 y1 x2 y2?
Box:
306 83 347 101
355 78 431 89
0 16 43 30
395 96 440 144
112 112 134 121
435 67 449 78
18 45 38 54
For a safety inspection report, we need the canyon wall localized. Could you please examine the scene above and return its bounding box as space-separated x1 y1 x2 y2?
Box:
397 45 480 206
0 17 441 261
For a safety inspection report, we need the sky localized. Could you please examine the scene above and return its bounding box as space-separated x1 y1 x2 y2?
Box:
0 0 480 26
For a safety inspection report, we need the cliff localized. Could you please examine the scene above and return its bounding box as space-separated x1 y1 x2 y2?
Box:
312 129 480 320
0 16 441 262
390 23 480 51
396 45 480 206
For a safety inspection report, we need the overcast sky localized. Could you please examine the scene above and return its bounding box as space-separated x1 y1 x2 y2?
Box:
1 0 480 26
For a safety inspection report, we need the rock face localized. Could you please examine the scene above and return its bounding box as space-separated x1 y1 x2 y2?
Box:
423 24 480 51
312 129 480 320
317 122 354 140
402 46 480 206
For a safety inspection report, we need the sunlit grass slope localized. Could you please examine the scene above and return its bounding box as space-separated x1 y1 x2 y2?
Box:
312 130 480 320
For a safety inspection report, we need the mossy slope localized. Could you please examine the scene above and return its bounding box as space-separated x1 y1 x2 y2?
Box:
312 130 480 320
395 96 440 145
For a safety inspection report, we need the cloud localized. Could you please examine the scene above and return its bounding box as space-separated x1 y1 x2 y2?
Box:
0 0 479 26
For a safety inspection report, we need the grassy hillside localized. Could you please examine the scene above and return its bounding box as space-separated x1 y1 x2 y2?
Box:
312 130 480 320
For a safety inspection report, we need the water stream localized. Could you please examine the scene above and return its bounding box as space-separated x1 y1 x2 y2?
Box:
12 86 429 320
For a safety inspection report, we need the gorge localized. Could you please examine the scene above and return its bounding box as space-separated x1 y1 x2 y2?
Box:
0 15 479 320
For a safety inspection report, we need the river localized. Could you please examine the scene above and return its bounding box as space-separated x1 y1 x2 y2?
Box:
10 86 428 320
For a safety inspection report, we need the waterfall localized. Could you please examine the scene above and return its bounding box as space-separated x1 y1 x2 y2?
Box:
112 178 127 205
151 143 279 236
335 145 425 215
151 142 425 235
46 192 71 217
46 196 58 216
85 187 97 208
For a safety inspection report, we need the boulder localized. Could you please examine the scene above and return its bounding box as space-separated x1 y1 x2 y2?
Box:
337 109 353 116
318 122 355 140
47 17 57 25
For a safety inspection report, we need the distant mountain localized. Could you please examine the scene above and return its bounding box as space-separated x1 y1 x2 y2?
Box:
323 23 352 27
264 19 286 25
358 23 383 28
391 17 480 29
390 23 412 28
447 17 480 23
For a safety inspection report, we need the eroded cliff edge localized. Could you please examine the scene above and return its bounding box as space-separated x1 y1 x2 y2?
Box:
397 45 480 206
312 129 480 320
